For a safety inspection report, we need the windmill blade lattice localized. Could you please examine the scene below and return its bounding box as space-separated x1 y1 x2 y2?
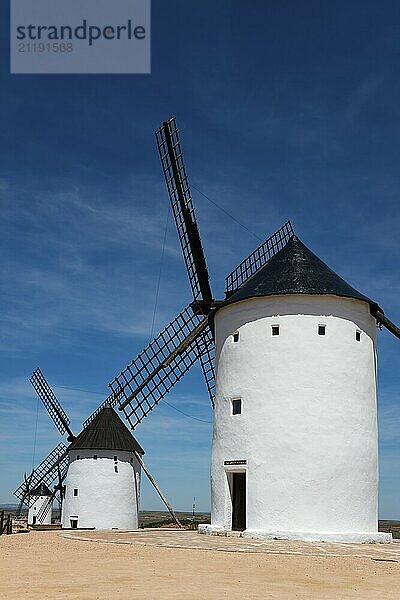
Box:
225 221 294 295
14 442 68 509
16 472 34 516
30 367 73 438
156 117 212 307
108 304 214 429
196 332 215 407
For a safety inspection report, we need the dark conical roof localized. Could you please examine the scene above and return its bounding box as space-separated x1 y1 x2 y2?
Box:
30 482 52 497
69 405 144 454
225 236 379 310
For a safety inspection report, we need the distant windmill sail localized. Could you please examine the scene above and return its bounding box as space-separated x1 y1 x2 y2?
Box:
16 471 34 516
30 368 74 440
14 442 68 509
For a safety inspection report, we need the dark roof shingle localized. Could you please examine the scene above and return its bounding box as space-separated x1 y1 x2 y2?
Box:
30 482 52 497
225 236 379 310
69 406 144 454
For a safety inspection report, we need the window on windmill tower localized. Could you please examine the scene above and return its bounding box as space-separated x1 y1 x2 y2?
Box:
93 455 98 460
318 325 326 336
232 398 242 415
233 332 239 343
114 464 119 473
114 456 118 462
356 330 361 341
271 325 280 336
73 488 78 497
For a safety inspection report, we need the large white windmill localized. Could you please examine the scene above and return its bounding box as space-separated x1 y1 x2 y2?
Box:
82 117 398 543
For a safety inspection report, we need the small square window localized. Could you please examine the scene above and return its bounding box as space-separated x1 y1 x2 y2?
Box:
76 455 80 460
318 325 326 336
232 398 242 415
272 325 280 336
114 456 118 461
73 488 78 497
93 455 97 460
356 330 361 341
233 332 239 343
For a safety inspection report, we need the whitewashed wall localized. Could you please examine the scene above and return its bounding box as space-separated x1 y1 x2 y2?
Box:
28 496 52 525
204 294 391 543
61 449 141 530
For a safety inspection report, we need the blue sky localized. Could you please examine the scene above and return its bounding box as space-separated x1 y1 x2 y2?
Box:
0 1 399 516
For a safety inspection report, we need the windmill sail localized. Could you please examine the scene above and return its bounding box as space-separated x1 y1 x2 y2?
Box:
156 117 212 309
30 368 74 439
195 331 215 406
225 221 294 295
14 442 68 509
16 472 34 516
108 304 214 429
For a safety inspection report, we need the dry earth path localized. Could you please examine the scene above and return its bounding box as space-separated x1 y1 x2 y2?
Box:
0 529 399 599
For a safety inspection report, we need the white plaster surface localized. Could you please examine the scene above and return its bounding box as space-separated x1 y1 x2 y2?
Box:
242 529 392 543
28 495 52 525
210 294 386 542
199 524 391 544
61 449 141 529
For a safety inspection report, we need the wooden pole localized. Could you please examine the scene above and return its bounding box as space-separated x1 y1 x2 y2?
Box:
133 471 140 520
134 451 183 529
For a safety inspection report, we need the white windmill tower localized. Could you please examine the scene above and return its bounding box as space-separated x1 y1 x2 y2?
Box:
15 369 183 530
61 404 144 530
27 482 53 526
207 235 395 543
90 117 399 544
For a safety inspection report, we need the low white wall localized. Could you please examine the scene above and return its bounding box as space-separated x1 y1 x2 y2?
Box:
210 294 383 541
61 449 141 530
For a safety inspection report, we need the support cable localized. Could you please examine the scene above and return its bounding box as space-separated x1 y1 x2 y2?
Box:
150 204 170 340
191 185 263 242
31 393 40 473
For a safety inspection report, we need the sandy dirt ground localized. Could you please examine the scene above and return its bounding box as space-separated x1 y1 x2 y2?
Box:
0 530 399 599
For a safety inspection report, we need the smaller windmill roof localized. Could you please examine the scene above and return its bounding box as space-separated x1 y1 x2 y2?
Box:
225 236 380 311
30 482 52 497
69 405 144 454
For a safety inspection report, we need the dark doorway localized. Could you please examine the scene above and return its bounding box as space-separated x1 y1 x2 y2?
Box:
32 515 36 525
70 518 78 529
231 472 246 531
